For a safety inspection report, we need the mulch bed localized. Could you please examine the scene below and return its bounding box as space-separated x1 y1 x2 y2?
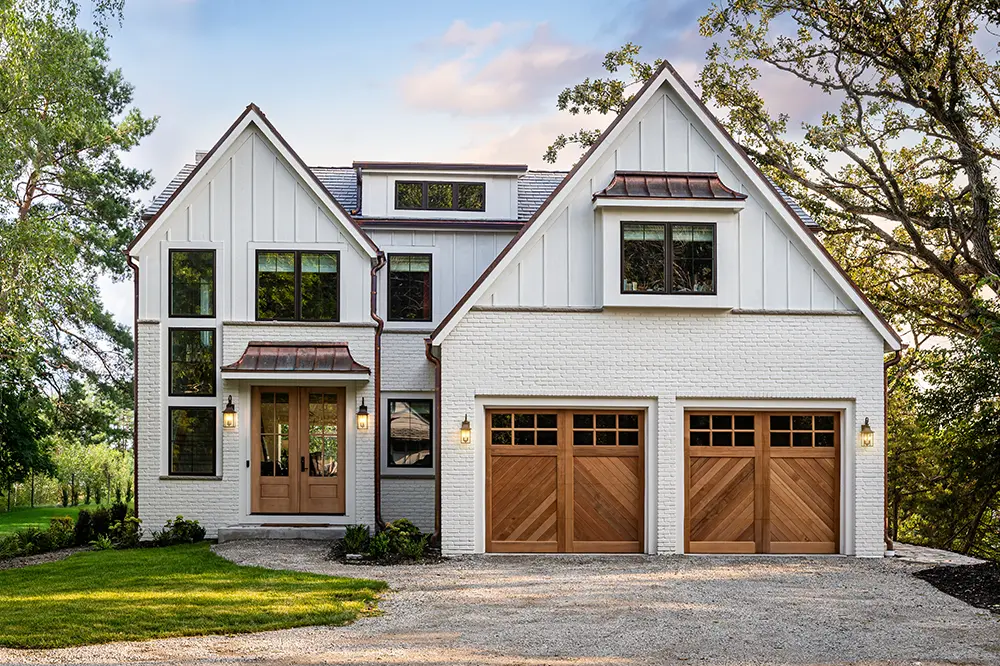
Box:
915 561 1000 615
0 546 87 571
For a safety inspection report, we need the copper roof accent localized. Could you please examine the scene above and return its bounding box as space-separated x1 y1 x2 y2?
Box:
594 171 748 201
221 342 370 374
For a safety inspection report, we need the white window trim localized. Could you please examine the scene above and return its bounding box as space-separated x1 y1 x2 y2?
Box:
382 391 435 478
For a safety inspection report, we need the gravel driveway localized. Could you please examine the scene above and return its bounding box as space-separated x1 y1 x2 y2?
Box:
2 539 998 665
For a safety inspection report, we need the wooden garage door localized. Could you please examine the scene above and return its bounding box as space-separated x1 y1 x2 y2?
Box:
486 409 644 553
685 411 839 554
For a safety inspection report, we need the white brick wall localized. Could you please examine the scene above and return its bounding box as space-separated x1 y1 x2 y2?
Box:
138 322 377 537
438 309 887 557
380 331 436 529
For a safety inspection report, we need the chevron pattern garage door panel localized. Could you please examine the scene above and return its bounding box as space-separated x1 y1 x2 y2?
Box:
768 457 837 553
573 456 642 551
688 457 756 553
489 456 558 551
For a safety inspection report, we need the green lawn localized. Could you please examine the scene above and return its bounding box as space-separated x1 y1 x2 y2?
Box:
0 542 387 648
0 505 91 536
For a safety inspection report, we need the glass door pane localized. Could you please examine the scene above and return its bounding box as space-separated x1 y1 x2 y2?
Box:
307 392 339 476
259 391 290 477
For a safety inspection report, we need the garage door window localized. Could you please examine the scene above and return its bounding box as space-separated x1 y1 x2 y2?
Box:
688 413 755 447
769 414 836 447
572 412 641 446
490 412 558 445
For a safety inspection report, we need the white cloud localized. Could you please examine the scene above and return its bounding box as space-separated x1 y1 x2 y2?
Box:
400 23 596 116
435 20 514 55
459 113 604 170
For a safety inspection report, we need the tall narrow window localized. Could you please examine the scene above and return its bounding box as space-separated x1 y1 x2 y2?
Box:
169 328 216 396
388 254 432 321
621 222 716 295
169 407 216 476
387 399 433 468
256 251 339 321
169 250 215 317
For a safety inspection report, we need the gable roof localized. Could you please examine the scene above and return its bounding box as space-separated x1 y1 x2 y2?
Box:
430 60 902 350
128 104 378 257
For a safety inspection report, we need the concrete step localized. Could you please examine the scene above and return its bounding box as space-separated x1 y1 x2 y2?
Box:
217 524 347 544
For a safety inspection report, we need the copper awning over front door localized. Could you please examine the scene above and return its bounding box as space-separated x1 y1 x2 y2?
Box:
221 341 370 378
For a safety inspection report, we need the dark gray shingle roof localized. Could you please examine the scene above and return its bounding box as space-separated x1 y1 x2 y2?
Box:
767 178 818 228
311 167 357 211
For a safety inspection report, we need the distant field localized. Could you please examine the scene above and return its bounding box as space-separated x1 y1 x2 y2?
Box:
0 505 124 536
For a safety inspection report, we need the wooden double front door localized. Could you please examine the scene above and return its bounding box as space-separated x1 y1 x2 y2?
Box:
685 411 840 554
251 387 345 515
486 409 644 553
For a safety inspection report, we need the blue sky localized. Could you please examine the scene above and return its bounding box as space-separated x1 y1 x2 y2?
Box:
100 0 715 324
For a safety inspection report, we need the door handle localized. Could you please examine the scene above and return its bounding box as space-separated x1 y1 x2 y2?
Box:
300 456 306 473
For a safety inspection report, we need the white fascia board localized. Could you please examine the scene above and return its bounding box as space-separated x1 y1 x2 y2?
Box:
593 198 747 211
658 67 900 351
429 69 676 347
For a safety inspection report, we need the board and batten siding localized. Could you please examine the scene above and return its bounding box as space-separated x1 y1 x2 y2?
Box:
481 85 856 312
135 127 373 323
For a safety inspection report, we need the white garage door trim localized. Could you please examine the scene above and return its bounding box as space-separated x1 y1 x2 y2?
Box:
675 398 857 555
472 396 658 554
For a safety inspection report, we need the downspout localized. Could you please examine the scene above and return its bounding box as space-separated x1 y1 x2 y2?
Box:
370 251 386 527
425 339 442 542
883 348 903 554
126 254 140 520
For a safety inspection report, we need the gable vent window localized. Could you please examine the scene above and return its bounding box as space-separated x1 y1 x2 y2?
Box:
394 181 485 212
388 254 432 322
622 222 716 295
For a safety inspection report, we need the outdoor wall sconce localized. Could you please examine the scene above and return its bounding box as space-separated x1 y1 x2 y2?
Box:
356 398 370 431
460 414 472 446
859 417 874 447
222 395 237 431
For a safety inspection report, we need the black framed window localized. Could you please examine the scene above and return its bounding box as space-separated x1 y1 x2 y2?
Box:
393 181 485 212
387 398 433 468
622 222 715 294
255 250 339 321
169 328 216 396
169 250 215 317
388 254 432 321
169 407 216 476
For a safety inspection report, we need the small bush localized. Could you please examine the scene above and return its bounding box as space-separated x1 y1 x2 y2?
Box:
152 516 206 546
90 534 114 551
384 518 421 552
367 531 391 559
74 509 93 546
396 533 429 559
342 524 370 554
112 516 142 549
110 501 128 525
49 517 75 549
91 507 112 538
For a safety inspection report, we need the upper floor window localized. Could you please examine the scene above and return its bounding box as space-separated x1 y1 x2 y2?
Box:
256 251 339 321
388 254 432 321
621 222 715 295
394 181 485 212
169 250 215 317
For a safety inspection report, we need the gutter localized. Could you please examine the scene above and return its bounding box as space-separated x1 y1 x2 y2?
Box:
424 339 442 542
883 348 903 554
126 254 140 520
369 251 386 527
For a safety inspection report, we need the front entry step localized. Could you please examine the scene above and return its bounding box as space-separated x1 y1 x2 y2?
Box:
217 525 346 544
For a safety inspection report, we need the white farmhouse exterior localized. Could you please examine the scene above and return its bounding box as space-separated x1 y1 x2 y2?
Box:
130 62 901 557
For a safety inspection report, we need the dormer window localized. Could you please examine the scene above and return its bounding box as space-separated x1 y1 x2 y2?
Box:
621 222 716 295
394 181 485 212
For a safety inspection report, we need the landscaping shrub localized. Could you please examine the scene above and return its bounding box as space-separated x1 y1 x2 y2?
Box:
91 507 112 539
367 531 391 559
343 524 370 554
111 516 142 549
110 501 128 526
152 516 206 546
395 533 429 559
74 510 93 546
90 534 114 550
0 518 77 560
49 517 75 549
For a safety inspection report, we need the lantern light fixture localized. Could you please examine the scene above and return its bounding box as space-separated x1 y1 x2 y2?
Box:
460 414 472 446
357 398 370 431
859 417 874 447
222 395 237 431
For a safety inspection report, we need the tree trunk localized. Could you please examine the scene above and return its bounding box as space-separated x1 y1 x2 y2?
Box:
30 470 35 508
71 473 77 506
